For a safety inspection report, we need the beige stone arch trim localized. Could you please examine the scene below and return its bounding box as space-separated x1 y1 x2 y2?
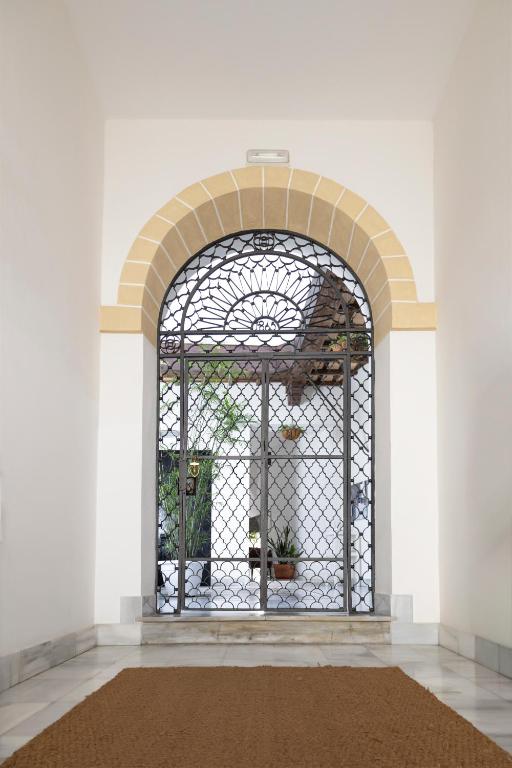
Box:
100 167 436 346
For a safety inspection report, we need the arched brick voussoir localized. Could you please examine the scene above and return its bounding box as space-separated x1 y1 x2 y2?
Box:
155 199 207 258
100 167 437 345
231 167 264 230
307 177 345 245
200 173 242 233
174 183 224 245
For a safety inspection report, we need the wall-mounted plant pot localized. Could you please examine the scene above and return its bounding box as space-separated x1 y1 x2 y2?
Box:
274 563 295 580
281 427 303 441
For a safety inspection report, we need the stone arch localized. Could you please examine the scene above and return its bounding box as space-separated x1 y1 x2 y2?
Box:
100 167 436 345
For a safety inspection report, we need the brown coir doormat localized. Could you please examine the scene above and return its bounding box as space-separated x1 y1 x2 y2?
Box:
3 666 512 768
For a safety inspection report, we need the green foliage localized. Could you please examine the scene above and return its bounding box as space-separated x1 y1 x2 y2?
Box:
159 467 180 557
330 332 369 351
268 525 302 563
187 358 251 452
160 358 251 560
159 461 212 559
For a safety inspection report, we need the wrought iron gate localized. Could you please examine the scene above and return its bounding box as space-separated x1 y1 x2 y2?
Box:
157 231 374 614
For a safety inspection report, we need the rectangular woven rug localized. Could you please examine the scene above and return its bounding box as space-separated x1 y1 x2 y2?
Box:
3 666 511 767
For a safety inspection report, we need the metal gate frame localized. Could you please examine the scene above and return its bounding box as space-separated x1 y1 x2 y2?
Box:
156 230 375 615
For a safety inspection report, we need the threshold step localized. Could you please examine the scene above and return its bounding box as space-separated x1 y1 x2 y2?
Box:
136 614 391 644
139 613 391 622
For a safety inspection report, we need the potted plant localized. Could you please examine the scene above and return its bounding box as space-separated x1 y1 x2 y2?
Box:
328 332 369 352
280 423 303 441
268 525 302 579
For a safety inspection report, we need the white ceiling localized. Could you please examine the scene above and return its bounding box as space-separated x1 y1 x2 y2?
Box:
65 0 476 119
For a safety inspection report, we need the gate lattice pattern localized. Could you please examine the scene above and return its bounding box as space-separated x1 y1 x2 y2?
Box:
157 231 374 614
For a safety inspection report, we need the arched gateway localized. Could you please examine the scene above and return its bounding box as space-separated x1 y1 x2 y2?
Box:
157 229 374 614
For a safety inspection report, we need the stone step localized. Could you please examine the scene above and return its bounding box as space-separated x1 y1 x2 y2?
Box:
138 614 391 644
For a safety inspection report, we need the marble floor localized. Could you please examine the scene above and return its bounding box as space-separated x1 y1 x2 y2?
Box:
1 643 512 763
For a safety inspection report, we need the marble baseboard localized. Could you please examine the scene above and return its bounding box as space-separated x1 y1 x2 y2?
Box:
440 624 512 679
374 593 391 616
120 594 156 624
0 626 96 694
391 622 439 645
96 623 142 645
439 624 476 659
375 593 413 623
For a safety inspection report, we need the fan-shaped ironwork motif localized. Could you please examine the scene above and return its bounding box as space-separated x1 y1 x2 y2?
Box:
157 231 374 615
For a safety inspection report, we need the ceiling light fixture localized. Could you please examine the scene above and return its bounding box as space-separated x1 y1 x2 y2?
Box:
246 149 289 165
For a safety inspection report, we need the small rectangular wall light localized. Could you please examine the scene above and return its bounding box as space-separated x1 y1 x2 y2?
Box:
246 149 289 165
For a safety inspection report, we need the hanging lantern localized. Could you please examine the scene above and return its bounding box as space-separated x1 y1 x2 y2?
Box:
188 457 200 477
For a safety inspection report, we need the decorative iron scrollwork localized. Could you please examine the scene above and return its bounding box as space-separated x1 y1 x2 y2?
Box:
253 232 275 250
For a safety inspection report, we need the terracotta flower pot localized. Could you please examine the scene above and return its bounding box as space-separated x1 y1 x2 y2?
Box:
281 427 303 441
274 563 295 580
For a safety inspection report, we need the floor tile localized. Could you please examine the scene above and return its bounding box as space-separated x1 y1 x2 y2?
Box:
60 677 109 703
443 659 507 681
0 735 31 758
75 645 137 661
365 646 426 663
25 664 98 682
493 735 512 755
318 644 371 655
452 706 512 736
123 644 228 667
222 643 323 666
0 704 46 736
410 645 461 662
435 689 507 711
0 676 86 706
404 671 498 697
478 678 512 702
323 655 387 667
319 647 386 666
1 642 512 762
2 701 76 738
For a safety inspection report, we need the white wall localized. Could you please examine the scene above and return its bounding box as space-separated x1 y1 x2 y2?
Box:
434 0 512 647
0 2 103 654
95 334 156 623
100 119 435 305
389 331 439 622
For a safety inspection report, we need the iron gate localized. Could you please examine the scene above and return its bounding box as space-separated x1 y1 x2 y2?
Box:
157 231 374 614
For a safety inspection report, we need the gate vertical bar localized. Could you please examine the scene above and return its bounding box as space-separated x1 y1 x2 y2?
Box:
370 348 376 611
342 353 352 614
154 331 161 607
259 358 270 610
177 355 189 613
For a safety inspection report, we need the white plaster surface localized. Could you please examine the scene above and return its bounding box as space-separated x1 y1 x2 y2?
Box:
0 1 103 656
434 0 512 648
